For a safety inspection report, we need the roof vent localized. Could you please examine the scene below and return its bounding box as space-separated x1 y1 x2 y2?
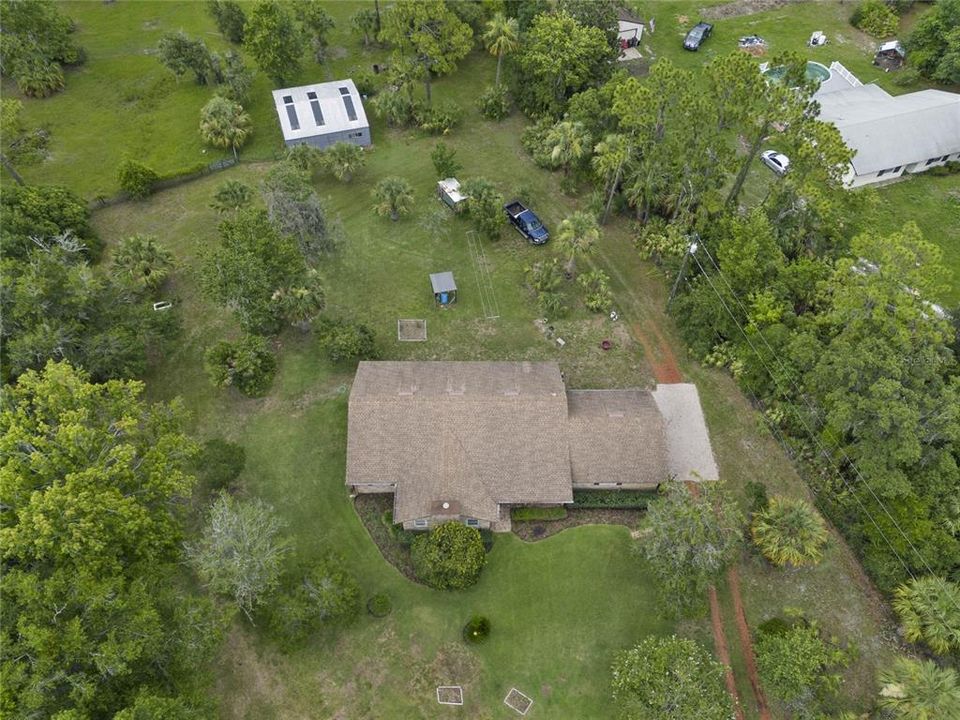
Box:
442 502 450 510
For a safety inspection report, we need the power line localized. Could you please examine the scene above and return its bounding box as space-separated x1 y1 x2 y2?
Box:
684 237 960 620
686 249 922 589
691 237 958 596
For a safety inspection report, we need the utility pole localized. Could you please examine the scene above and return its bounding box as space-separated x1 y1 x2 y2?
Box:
667 235 699 309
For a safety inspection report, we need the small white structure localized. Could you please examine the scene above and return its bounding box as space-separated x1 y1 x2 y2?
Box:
437 178 467 211
808 30 827 47
617 8 644 58
272 79 370 149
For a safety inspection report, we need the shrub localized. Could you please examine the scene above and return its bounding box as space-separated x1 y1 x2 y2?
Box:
284 143 323 171
12 55 65 98
351 67 379 96
204 334 277 397
612 636 735 720
462 615 491 643
431 141 462 179
851 0 899 38
578 269 613 313
461 177 505 241
757 616 793 638
367 592 392 617
476 84 510 120
195 438 246 491
571 489 655 509
745 480 770 515
755 622 850 703
537 291 569 318
317 319 378 363
262 555 361 644
891 67 920 87
410 521 486 590
929 160 960 176
511 506 568 521
416 100 463 134
117 159 159 199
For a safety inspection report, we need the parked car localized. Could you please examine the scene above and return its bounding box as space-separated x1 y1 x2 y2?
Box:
683 22 713 51
761 150 791 176
504 200 549 245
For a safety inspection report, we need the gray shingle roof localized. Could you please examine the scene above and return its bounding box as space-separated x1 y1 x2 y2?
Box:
346 363 720 524
816 85 960 175
347 362 572 524
567 390 669 486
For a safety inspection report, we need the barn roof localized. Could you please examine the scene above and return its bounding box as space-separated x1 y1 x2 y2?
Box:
271 79 369 142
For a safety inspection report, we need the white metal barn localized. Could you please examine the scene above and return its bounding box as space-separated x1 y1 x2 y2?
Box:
272 79 371 149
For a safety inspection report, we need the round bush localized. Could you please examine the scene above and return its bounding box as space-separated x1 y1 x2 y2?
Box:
196 438 246 491
367 592 392 618
410 521 486 590
462 615 491 643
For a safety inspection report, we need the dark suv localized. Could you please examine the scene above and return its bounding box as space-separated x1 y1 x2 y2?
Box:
683 22 713 51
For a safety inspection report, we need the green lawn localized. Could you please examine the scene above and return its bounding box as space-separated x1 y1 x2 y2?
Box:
36 1 924 717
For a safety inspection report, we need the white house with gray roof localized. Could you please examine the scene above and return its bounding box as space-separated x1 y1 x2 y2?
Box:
272 79 370 149
812 64 960 187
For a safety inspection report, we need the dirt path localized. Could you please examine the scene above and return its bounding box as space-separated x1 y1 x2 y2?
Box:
728 566 772 720
599 245 764 717
710 586 746 720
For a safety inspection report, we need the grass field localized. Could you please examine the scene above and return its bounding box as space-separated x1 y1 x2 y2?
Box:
17 1 943 717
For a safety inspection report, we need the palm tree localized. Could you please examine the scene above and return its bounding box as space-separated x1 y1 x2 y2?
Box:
750 496 828 567
592 133 632 224
199 96 252 160
894 576 960 655
372 177 414 221
111 234 174 294
879 657 960 720
545 120 590 177
323 142 366 183
483 13 519 87
210 179 253 214
273 269 326 332
555 211 599 277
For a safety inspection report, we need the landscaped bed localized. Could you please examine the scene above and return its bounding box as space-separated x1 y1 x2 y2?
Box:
512 507 646 542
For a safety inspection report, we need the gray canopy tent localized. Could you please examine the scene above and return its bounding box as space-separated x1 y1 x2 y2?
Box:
430 272 457 306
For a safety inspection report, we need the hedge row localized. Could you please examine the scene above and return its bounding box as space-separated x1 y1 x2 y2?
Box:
571 489 657 509
511 506 568 522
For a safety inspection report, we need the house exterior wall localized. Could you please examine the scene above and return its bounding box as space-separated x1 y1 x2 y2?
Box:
285 125 371 149
846 151 960 188
572 480 660 490
402 516 492 531
351 482 396 494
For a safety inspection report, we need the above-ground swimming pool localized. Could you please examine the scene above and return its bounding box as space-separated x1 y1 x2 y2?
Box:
763 61 832 85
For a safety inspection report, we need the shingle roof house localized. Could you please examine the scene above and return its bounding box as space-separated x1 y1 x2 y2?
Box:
346 362 719 531
272 79 370 149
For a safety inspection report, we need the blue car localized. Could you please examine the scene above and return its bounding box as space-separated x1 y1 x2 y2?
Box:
504 200 549 245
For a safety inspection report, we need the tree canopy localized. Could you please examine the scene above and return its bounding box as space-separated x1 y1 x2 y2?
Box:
638 483 744 615
380 0 473 104
511 11 611 117
906 0 960 85
611 635 735 720
1 362 222 718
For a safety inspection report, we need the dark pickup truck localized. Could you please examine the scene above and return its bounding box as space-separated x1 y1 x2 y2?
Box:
504 200 549 245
